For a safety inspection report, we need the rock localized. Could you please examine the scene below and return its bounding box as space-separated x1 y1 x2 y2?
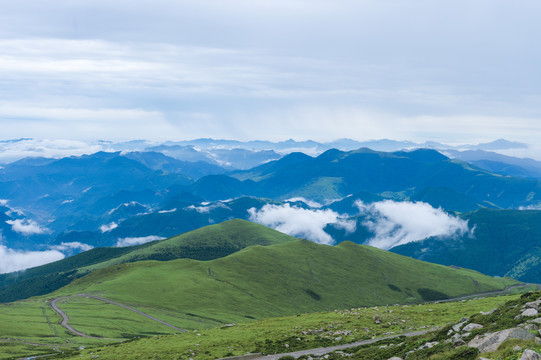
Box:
468 328 536 353
514 346 523 351
388 358 403 360
453 320 468 332
520 349 541 360
419 341 438 350
530 318 541 324
463 323 483 332
453 338 466 346
481 308 497 315
524 324 539 331
525 300 541 310
523 309 539 317
536 337 541 345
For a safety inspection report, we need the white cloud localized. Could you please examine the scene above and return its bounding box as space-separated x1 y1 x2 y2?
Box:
116 235 165 247
100 222 118 233
6 219 49 236
0 245 65 274
355 200 471 250
185 202 231 214
0 139 105 164
0 199 8 206
248 203 355 245
285 197 323 208
50 242 94 252
158 208 177 214
107 202 145 215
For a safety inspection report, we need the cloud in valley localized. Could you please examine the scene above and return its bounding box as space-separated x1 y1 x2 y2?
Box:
6 219 49 236
116 235 166 247
0 245 65 274
100 222 118 233
185 202 231 214
356 200 471 250
50 242 94 252
248 203 355 245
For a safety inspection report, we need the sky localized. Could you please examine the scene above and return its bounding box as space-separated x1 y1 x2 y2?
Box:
1 0 541 145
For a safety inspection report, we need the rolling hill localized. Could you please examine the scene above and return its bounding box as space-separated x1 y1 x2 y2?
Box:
0 220 296 302
48 222 519 328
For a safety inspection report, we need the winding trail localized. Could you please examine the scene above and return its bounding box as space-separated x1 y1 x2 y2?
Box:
222 283 539 360
49 294 185 339
228 330 432 360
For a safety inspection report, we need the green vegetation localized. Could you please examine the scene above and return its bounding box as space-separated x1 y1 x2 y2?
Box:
51 239 519 328
0 219 296 302
392 209 541 282
0 220 531 359
60 294 521 360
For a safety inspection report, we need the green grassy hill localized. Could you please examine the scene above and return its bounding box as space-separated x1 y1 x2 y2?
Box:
391 209 541 282
52 237 519 328
0 219 296 302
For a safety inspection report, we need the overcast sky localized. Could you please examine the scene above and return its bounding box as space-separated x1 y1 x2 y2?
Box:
1 0 540 145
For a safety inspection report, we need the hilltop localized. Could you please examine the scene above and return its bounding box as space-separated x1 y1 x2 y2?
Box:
0 219 296 302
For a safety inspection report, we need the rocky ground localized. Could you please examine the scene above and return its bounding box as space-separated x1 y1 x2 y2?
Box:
279 291 541 360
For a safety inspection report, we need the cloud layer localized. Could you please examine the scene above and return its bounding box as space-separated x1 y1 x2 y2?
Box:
248 203 355 245
116 235 166 247
1 1 541 146
6 219 49 236
50 242 94 252
356 200 471 250
0 245 65 274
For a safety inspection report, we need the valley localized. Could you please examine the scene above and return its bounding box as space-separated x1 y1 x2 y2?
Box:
1 140 541 359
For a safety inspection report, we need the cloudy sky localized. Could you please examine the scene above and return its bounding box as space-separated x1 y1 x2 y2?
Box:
1 0 540 144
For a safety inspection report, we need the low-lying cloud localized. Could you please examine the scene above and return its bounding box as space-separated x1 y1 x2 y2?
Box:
6 219 49 235
100 222 118 233
356 200 471 250
0 138 104 164
50 242 94 252
248 203 355 245
116 235 165 247
0 245 65 274
285 197 323 208
185 202 231 214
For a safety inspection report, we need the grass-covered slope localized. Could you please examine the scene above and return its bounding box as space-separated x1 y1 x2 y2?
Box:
53 238 519 328
0 219 296 302
391 209 541 282
80 219 296 271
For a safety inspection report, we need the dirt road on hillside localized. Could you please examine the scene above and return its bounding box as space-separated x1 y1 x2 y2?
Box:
49 294 185 338
229 330 432 360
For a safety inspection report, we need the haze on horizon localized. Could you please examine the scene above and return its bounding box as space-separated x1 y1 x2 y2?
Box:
1 0 540 147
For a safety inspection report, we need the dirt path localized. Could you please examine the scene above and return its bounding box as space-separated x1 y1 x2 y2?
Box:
235 330 431 360
223 283 539 360
49 294 185 338
432 283 540 304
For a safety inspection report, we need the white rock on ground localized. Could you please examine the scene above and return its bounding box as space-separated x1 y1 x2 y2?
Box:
463 323 483 332
525 300 541 309
520 349 541 360
523 309 539 317
468 328 536 353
